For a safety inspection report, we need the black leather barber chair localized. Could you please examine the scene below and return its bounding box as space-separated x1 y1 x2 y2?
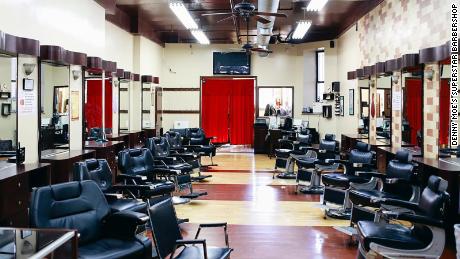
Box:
88 127 112 141
348 150 419 227
356 175 449 259
30 180 152 259
74 158 172 213
321 142 374 219
145 138 208 202
185 128 218 167
273 131 312 179
293 134 339 194
149 198 233 259
165 131 212 181
0 140 15 158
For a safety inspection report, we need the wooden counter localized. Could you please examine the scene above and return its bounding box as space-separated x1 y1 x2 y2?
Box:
120 130 145 148
0 161 51 227
143 127 156 139
41 150 96 184
106 133 129 149
341 134 369 154
375 146 422 173
84 141 124 183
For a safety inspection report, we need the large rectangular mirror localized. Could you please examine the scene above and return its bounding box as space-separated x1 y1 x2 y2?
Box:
0 54 17 160
358 79 370 138
84 75 113 140
142 81 155 129
376 75 392 140
40 62 70 155
119 79 130 131
256 86 293 129
402 66 423 153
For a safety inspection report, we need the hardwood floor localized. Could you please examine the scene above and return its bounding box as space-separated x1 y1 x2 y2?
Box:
175 152 456 259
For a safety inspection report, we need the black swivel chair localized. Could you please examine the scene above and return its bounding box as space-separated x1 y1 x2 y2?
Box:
293 134 339 194
0 140 14 157
149 198 233 259
348 150 420 226
186 128 217 167
30 180 152 259
165 131 212 181
356 175 449 259
145 137 207 202
273 131 312 179
74 158 174 213
321 142 374 219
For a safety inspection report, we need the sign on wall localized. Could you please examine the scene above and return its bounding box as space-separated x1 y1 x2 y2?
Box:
392 91 401 111
71 91 80 121
18 90 36 115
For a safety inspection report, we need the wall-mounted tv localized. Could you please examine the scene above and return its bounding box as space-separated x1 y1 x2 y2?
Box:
213 52 250 75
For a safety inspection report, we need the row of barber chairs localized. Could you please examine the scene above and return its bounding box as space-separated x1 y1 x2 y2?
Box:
273 132 450 258
27 130 232 258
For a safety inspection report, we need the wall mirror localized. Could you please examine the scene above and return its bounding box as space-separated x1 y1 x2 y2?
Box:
141 80 155 129
401 65 423 154
0 54 18 159
84 74 113 140
256 86 293 128
40 62 70 156
358 79 370 138
119 77 130 131
376 74 392 141
439 59 452 156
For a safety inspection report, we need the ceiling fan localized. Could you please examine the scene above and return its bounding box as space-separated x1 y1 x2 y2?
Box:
201 0 287 24
237 19 273 54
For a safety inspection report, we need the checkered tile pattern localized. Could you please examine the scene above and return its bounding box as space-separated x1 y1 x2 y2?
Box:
391 72 402 148
423 63 440 158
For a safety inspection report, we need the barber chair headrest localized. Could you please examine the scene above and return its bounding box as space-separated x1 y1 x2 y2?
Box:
395 150 412 163
427 175 448 193
356 142 371 152
324 134 335 141
128 148 143 157
85 159 100 171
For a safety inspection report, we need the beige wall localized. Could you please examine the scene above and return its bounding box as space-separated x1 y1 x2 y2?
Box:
105 21 134 71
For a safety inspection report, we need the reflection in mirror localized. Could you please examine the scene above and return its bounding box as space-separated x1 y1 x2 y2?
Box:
40 63 70 156
257 87 293 129
358 79 369 138
376 75 392 140
402 66 423 152
142 82 155 129
84 76 113 140
439 60 453 157
0 54 17 160
119 79 130 131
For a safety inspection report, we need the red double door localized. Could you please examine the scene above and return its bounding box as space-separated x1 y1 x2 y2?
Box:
201 78 254 145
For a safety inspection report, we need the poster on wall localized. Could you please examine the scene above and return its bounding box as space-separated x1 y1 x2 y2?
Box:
18 90 36 115
392 91 401 111
71 91 79 121
348 89 354 115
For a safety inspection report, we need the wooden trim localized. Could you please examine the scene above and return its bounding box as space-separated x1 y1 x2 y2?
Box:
142 110 150 113
162 110 200 114
162 88 200 91
119 110 128 113
119 88 128 92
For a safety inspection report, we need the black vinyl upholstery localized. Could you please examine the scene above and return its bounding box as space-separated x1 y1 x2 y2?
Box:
187 128 216 157
0 140 13 151
357 175 449 252
349 150 416 206
30 181 152 259
149 198 232 259
165 131 201 169
118 148 157 178
145 137 194 173
73 159 147 213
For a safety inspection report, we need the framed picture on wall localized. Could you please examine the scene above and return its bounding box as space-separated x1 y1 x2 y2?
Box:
349 89 354 115
1 103 11 116
340 96 344 116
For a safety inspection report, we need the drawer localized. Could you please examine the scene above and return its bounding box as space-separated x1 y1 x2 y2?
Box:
0 209 29 227
0 175 30 215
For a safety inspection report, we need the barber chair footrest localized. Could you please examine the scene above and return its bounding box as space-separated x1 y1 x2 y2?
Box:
172 196 191 205
191 174 212 182
325 208 351 220
180 191 208 199
333 226 357 237
177 218 189 224
276 172 296 179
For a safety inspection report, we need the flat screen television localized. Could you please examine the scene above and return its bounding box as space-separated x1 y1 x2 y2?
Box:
213 52 250 75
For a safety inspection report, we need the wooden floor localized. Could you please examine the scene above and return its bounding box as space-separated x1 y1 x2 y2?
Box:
173 152 456 259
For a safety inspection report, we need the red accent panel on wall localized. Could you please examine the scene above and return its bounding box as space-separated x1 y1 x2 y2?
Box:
85 80 112 131
229 79 254 145
405 79 422 146
201 79 231 143
439 79 450 146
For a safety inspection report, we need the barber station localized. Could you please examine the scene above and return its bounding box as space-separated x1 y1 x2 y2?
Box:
0 0 457 258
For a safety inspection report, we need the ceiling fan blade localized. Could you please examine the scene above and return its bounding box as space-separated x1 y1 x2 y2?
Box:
201 12 234 16
254 15 271 24
253 12 287 18
251 48 273 53
216 15 236 23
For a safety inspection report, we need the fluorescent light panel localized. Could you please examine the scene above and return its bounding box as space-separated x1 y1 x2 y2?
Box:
169 2 198 29
292 20 312 39
191 30 210 44
306 0 329 11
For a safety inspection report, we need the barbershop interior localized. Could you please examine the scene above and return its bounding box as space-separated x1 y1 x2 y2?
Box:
0 0 456 258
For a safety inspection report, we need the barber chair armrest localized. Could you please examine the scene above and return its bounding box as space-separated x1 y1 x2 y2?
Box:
117 173 148 182
371 197 420 211
104 211 149 239
155 156 177 164
299 147 319 152
384 178 413 185
172 239 208 259
356 171 385 178
153 167 182 176
171 147 188 152
199 222 227 228
396 213 444 228
111 184 158 192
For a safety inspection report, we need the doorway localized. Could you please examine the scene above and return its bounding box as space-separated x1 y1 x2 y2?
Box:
200 77 255 146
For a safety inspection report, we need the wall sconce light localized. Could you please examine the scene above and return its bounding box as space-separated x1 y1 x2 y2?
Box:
23 63 36 76
425 69 434 81
392 74 400 84
72 70 81 80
